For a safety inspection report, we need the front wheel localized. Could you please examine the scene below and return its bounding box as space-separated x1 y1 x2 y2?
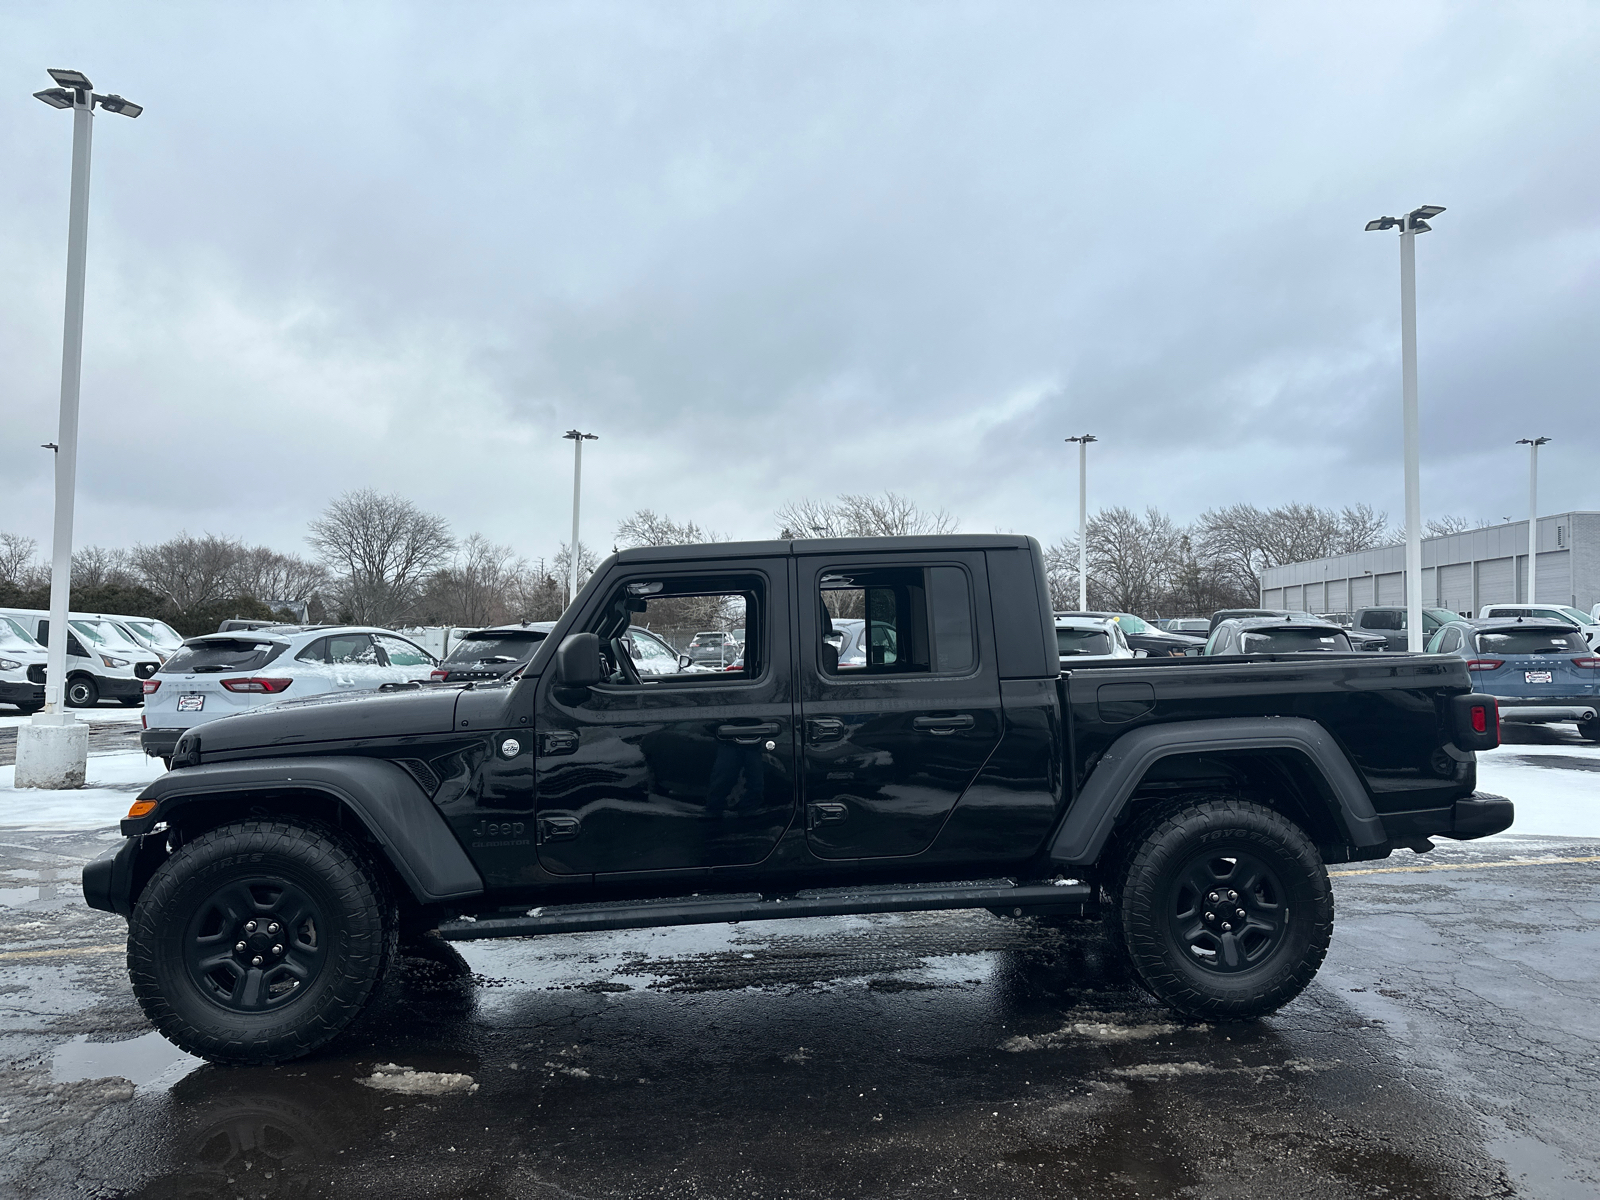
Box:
129 819 396 1064
65 675 99 708
1112 799 1332 1020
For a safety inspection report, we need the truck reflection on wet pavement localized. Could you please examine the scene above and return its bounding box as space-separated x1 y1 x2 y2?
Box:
4 830 1598 1198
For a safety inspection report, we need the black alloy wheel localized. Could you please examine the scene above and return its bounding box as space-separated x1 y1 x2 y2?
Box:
65 675 99 708
1112 798 1332 1020
130 819 395 1064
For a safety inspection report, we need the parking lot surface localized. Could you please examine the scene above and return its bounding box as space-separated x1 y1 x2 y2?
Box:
0 721 1595 1198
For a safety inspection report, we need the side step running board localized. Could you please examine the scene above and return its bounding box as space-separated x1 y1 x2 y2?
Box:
438 880 1095 941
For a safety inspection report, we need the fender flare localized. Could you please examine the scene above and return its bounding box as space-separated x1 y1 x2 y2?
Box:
1047 717 1385 866
120 756 484 905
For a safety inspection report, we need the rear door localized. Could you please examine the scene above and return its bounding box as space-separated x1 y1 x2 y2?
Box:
796 552 1001 860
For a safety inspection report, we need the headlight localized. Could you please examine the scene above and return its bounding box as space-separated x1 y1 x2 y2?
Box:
100 655 129 668
0 658 21 671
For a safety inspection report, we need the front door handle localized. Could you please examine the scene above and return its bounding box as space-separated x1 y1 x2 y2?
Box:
537 815 580 843
806 718 846 744
717 722 780 744
912 714 975 735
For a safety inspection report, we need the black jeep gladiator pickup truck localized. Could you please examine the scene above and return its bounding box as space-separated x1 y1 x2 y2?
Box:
85 535 1511 1064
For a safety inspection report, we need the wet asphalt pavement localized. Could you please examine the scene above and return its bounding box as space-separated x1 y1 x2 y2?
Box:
2 720 1597 1198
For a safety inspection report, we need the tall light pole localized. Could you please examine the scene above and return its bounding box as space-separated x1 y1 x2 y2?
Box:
1366 204 1444 651
15 70 141 790
1065 435 1096 611
1516 437 1549 603
563 430 597 608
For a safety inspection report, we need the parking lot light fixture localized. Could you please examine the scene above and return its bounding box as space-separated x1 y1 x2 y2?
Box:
15 69 141 790
1065 435 1097 611
1367 204 1445 651
563 430 598 610
1516 437 1550 603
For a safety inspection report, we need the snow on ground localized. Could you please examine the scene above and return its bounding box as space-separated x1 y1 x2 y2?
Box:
0 750 164 830
1478 741 1600 839
0 707 143 730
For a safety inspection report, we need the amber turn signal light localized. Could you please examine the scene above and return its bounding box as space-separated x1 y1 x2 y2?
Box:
126 800 157 819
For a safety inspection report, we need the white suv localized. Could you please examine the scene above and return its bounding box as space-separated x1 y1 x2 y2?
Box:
1478 604 1600 651
141 626 437 765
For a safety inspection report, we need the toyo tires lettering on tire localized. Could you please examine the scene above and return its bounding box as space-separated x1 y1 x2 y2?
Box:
1112 799 1332 1020
128 819 396 1065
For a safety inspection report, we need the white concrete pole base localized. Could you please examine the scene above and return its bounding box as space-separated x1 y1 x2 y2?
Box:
15 722 90 789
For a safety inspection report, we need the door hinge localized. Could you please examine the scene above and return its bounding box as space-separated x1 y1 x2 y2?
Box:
537 815 581 844
807 802 849 829
538 730 580 757
806 718 846 744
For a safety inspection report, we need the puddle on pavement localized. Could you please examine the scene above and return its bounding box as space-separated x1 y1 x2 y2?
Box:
52 1031 203 1092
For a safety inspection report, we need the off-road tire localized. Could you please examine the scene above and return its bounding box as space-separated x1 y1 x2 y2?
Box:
1111 798 1332 1020
65 675 99 708
129 819 396 1065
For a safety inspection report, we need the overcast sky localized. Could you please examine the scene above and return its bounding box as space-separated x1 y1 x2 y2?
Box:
2 2 1597 567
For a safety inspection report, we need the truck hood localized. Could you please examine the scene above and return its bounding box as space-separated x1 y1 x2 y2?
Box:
176 684 464 756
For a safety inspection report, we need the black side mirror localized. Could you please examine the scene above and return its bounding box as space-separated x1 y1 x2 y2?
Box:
553 633 604 688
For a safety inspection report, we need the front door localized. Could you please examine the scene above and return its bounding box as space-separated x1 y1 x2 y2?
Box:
534 558 797 876
797 553 1003 859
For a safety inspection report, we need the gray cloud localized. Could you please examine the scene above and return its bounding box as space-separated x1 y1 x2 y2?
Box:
2 2 1596 566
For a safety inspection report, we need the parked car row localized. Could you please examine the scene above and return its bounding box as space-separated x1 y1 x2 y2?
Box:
0 607 166 711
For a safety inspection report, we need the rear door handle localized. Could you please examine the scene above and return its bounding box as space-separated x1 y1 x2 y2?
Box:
912 714 975 734
806 718 846 744
717 722 780 744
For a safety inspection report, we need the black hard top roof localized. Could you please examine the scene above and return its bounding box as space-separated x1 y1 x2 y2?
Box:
613 534 1036 564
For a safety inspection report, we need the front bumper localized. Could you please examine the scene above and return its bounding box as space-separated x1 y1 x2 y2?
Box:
140 727 185 759
0 679 45 708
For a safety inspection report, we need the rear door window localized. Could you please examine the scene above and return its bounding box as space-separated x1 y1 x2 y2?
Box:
374 635 436 667
818 564 975 676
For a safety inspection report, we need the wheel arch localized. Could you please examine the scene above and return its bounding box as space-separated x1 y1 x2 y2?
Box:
1049 717 1385 868
116 757 484 912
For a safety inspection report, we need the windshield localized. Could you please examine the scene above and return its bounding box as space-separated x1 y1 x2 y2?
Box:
1058 628 1112 656
1476 629 1588 656
125 618 183 645
442 631 547 666
0 616 41 651
1239 628 1352 653
70 619 143 652
1113 614 1153 635
162 638 288 674
1556 607 1594 626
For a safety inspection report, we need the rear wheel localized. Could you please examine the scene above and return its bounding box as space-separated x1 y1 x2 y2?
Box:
65 675 99 708
129 819 395 1064
1578 717 1600 744
1111 798 1332 1020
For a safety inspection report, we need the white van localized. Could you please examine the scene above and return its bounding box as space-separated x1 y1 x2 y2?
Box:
0 608 161 708
0 615 48 714
1478 604 1600 652
78 612 185 662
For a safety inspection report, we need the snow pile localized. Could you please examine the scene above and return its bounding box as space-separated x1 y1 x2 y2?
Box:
0 750 165 830
358 1063 479 1095
1002 1018 1184 1051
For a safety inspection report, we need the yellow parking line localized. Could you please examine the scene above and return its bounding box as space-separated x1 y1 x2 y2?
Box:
0 943 123 962
1331 855 1600 878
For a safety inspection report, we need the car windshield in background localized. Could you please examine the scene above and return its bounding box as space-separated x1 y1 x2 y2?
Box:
442 632 546 666
1239 629 1351 653
1115 615 1153 634
127 618 183 644
1058 628 1112 656
1477 630 1588 655
70 619 143 652
163 638 287 674
0 616 40 650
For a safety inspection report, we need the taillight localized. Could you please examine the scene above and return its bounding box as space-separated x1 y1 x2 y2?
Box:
1465 659 1503 671
1470 704 1489 734
220 677 293 693
141 679 161 694
430 669 449 681
1572 658 1600 669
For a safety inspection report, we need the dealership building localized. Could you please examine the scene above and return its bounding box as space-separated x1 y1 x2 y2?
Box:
1258 511 1600 617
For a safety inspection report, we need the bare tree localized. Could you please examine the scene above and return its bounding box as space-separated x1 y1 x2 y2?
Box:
417 534 524 627
552 541 599 606
616 509 723 548
775 492 958 539
1425 514 1476 537
231 547 329 606
508 559 566 622
0 533 43 589
308 490 454 625
132 533 248 613
70 545 137 590
1196 502 1394 601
